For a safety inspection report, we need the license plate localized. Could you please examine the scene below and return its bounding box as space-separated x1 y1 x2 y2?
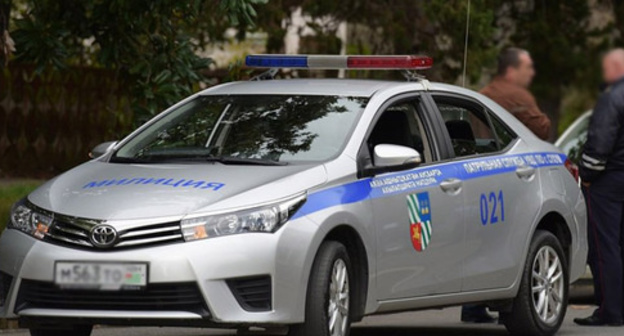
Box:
55 262 148 291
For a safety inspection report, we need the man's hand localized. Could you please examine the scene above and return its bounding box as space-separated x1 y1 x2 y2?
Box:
582 181 591 188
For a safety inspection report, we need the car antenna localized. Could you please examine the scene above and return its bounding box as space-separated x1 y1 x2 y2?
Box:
461 0 471 87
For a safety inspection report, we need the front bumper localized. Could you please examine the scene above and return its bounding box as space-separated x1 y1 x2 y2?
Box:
0 215 318 326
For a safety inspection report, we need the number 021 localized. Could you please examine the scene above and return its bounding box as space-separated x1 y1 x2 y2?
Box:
480 190 504 225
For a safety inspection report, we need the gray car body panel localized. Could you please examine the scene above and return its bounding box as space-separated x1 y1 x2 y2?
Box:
28 162 326 220
0 79 587 326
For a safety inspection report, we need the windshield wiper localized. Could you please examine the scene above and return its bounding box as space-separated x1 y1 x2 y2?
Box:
110 155 286 166
205 156 288 166
109 156 155 164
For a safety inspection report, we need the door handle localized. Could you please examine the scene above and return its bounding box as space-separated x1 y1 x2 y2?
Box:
440 178 462 194
516 166 536 180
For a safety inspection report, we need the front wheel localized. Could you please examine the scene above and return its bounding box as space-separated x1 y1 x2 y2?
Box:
502 230 569 336
288 241 353 336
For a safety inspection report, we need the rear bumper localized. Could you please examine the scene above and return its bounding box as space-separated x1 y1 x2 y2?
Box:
0 216 318 326
569 189 589 283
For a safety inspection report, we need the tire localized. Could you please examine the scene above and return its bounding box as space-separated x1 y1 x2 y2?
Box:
502 230 569 336
288 241 353 336
29 325 92 336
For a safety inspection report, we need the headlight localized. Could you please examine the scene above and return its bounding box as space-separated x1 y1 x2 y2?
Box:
8 200 53 239
180 194 306 242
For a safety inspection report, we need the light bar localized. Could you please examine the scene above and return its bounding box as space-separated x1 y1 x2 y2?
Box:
245 54 433 70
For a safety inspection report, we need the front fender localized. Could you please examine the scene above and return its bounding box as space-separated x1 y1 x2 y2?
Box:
300 200 377 316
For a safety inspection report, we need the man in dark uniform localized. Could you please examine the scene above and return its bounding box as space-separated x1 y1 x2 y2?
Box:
574 48 624 327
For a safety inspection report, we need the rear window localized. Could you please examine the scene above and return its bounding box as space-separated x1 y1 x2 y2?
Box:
433 96 517 157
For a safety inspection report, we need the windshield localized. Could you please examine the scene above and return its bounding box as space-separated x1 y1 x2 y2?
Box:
112 95 369 164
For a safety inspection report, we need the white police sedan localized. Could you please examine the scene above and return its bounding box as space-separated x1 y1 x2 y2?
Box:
0 55 587 336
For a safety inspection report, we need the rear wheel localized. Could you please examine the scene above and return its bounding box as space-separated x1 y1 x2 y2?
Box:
289 241 352 336
502 230 568 336
29 325 92 336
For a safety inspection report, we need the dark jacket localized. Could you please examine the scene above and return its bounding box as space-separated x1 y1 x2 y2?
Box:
580 77 624 183
480 77 551 140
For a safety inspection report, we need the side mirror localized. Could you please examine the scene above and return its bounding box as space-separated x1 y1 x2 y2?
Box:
374 144 422 167
89 141 118 159
360 144 422 177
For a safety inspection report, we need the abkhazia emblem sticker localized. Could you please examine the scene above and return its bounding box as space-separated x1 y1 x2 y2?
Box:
407 192 432 252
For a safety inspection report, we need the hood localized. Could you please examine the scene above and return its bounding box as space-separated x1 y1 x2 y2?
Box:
28 161 327 221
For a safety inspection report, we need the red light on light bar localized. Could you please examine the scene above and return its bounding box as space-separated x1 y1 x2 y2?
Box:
347 56 433 70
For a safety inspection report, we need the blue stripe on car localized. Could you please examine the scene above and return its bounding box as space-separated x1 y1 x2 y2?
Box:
292 152 566 219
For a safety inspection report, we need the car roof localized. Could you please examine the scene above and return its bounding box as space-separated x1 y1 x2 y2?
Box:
200 79 415 97
200 78 486 100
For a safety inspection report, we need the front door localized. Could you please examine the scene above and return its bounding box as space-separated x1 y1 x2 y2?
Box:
368 97 465 300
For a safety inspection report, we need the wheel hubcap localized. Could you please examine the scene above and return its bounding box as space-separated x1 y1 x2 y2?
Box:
531 246 564 325
328 259 349 336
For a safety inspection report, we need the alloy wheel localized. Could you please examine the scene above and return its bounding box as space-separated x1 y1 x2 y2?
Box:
531 246 564 325
328 258 350 336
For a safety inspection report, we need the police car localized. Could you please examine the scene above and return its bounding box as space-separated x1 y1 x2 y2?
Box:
0 55 587 336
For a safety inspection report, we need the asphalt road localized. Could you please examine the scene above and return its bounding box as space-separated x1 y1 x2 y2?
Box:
3 305 622 336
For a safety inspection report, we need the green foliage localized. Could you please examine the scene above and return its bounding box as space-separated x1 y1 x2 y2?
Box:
613 0 624 45
225 58 254 81
506 0 604 132
8 0 624 136
421 0 498 84
220 0 268 26
252 0 498 83
11 0 265 125
253 0 295 53
251 0 618 136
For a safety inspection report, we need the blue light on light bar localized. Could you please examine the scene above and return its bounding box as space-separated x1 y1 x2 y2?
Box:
245 55 308 68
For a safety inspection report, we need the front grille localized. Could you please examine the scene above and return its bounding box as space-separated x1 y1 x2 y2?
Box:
226 275 272 312
16 279 208 316
0 272 13 307
45 219 183 251
117 222 184 248
45 219 92 247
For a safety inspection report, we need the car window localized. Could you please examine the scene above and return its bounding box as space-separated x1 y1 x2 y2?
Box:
433 97 516 157
367 100 433 163
434 100 497 157
113 95 369 164
489 112 517 149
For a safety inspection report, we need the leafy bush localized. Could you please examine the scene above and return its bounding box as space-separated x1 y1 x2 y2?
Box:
11 0 266 125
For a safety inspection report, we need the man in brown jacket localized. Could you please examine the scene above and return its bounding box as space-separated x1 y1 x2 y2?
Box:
462 48 552 324
480 48 552 140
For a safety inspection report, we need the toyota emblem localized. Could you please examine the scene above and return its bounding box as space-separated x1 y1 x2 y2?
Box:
89 224 118 248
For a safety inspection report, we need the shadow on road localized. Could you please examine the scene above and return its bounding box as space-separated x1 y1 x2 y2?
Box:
351 326 508 336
